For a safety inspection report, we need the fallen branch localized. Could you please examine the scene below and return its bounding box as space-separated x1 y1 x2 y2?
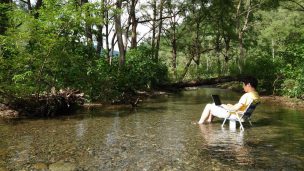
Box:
157 76 242 91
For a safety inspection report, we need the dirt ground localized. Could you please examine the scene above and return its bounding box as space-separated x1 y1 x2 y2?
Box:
260 95 304 110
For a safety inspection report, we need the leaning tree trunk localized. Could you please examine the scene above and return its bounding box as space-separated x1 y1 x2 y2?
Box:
180 54 194 81
114 0 125 66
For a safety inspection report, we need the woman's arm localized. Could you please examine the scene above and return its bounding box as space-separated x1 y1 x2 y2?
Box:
222 103 243 111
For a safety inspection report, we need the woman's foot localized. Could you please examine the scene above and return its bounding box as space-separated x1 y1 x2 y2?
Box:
191 121 199 125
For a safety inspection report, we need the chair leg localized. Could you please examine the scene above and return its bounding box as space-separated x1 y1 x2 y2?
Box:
222 114 232 128
239 121 244 131
222 118 228 127
236 116 244 131
248 119 253 126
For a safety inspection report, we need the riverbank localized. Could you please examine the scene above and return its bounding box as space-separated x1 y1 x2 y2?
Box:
0 103 20 118
0 90 171 118
215 81 304 110
1 87 304 118
260 95 304 110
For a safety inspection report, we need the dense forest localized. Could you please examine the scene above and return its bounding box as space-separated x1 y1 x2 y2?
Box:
0 0 303 115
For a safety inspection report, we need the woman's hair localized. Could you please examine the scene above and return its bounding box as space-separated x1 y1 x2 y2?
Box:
242 76 258 89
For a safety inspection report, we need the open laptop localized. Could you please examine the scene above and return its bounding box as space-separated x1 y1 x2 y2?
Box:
211 95 222 106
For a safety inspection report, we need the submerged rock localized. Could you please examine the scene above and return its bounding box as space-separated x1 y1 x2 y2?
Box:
32 163 48 170
49 161 76 171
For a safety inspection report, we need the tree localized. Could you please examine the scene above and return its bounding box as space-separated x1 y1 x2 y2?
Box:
281 0 304 12
154 0 164 61
129 0 138 49
114 0 125 65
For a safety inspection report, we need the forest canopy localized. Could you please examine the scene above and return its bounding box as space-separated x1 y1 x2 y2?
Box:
0 0 303 105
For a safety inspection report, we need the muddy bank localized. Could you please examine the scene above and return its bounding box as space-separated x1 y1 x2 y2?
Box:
1 87 303 118
0 90 170 118
260 95 304 110
0 103 20 118
0 88 84 118
82 90 170 110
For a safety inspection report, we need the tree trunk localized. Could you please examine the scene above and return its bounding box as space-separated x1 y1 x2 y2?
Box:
180 56 194 81
151 0 157 54
194 19 201 76
272 38 275 62
96 0 107 55
223 36 231 73
130 0 138 49
26 0 32 11
81 0 93 45
238 32 244 73
105 0 110 61
33 0 43 18
0 0 11 35
124 1 132 52
171 22 177 79
236 0 252 74
236 0 243 73
111 32 117 65
114 0 125 66
96 25 103 55
172 31 177 79
214 31 222 76
154 0 164 61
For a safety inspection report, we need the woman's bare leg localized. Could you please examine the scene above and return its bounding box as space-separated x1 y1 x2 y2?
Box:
198 104 212 124
207 113 214 123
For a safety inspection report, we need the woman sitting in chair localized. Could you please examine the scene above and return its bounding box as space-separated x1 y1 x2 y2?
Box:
198 76 260 124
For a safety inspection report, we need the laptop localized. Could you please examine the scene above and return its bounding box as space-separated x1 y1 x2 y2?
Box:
211 95 222 106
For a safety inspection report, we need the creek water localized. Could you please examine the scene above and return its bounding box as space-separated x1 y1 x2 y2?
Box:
0 88 304 170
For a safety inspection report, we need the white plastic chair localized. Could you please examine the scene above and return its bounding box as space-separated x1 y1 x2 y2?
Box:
221 99 260 131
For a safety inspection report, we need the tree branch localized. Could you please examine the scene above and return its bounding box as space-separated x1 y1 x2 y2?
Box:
136 10 182 24
288 0 304 11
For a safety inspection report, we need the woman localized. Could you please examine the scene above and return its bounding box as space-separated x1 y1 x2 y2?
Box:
198 76 260 124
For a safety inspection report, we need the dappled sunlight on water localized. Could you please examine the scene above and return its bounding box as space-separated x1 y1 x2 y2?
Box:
0 88 304 170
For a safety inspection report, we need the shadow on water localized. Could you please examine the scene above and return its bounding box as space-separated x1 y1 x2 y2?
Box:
252 118 273 127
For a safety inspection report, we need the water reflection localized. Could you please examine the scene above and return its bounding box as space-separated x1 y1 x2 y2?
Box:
76 120 87 140
199 124 253 166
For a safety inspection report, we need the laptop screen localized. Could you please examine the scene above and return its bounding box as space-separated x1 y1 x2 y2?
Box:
211 95 222 106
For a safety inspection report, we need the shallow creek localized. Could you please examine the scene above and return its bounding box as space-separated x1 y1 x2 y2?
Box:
0 88 303 170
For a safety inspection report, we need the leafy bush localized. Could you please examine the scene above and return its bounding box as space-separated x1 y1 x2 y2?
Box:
86 45 168 102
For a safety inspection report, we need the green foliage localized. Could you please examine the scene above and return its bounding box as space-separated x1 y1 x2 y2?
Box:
0 2 96 100
87 46 168 102
255 8 304 97
1 0 304 106
279 38 304 98
241 50 279 93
